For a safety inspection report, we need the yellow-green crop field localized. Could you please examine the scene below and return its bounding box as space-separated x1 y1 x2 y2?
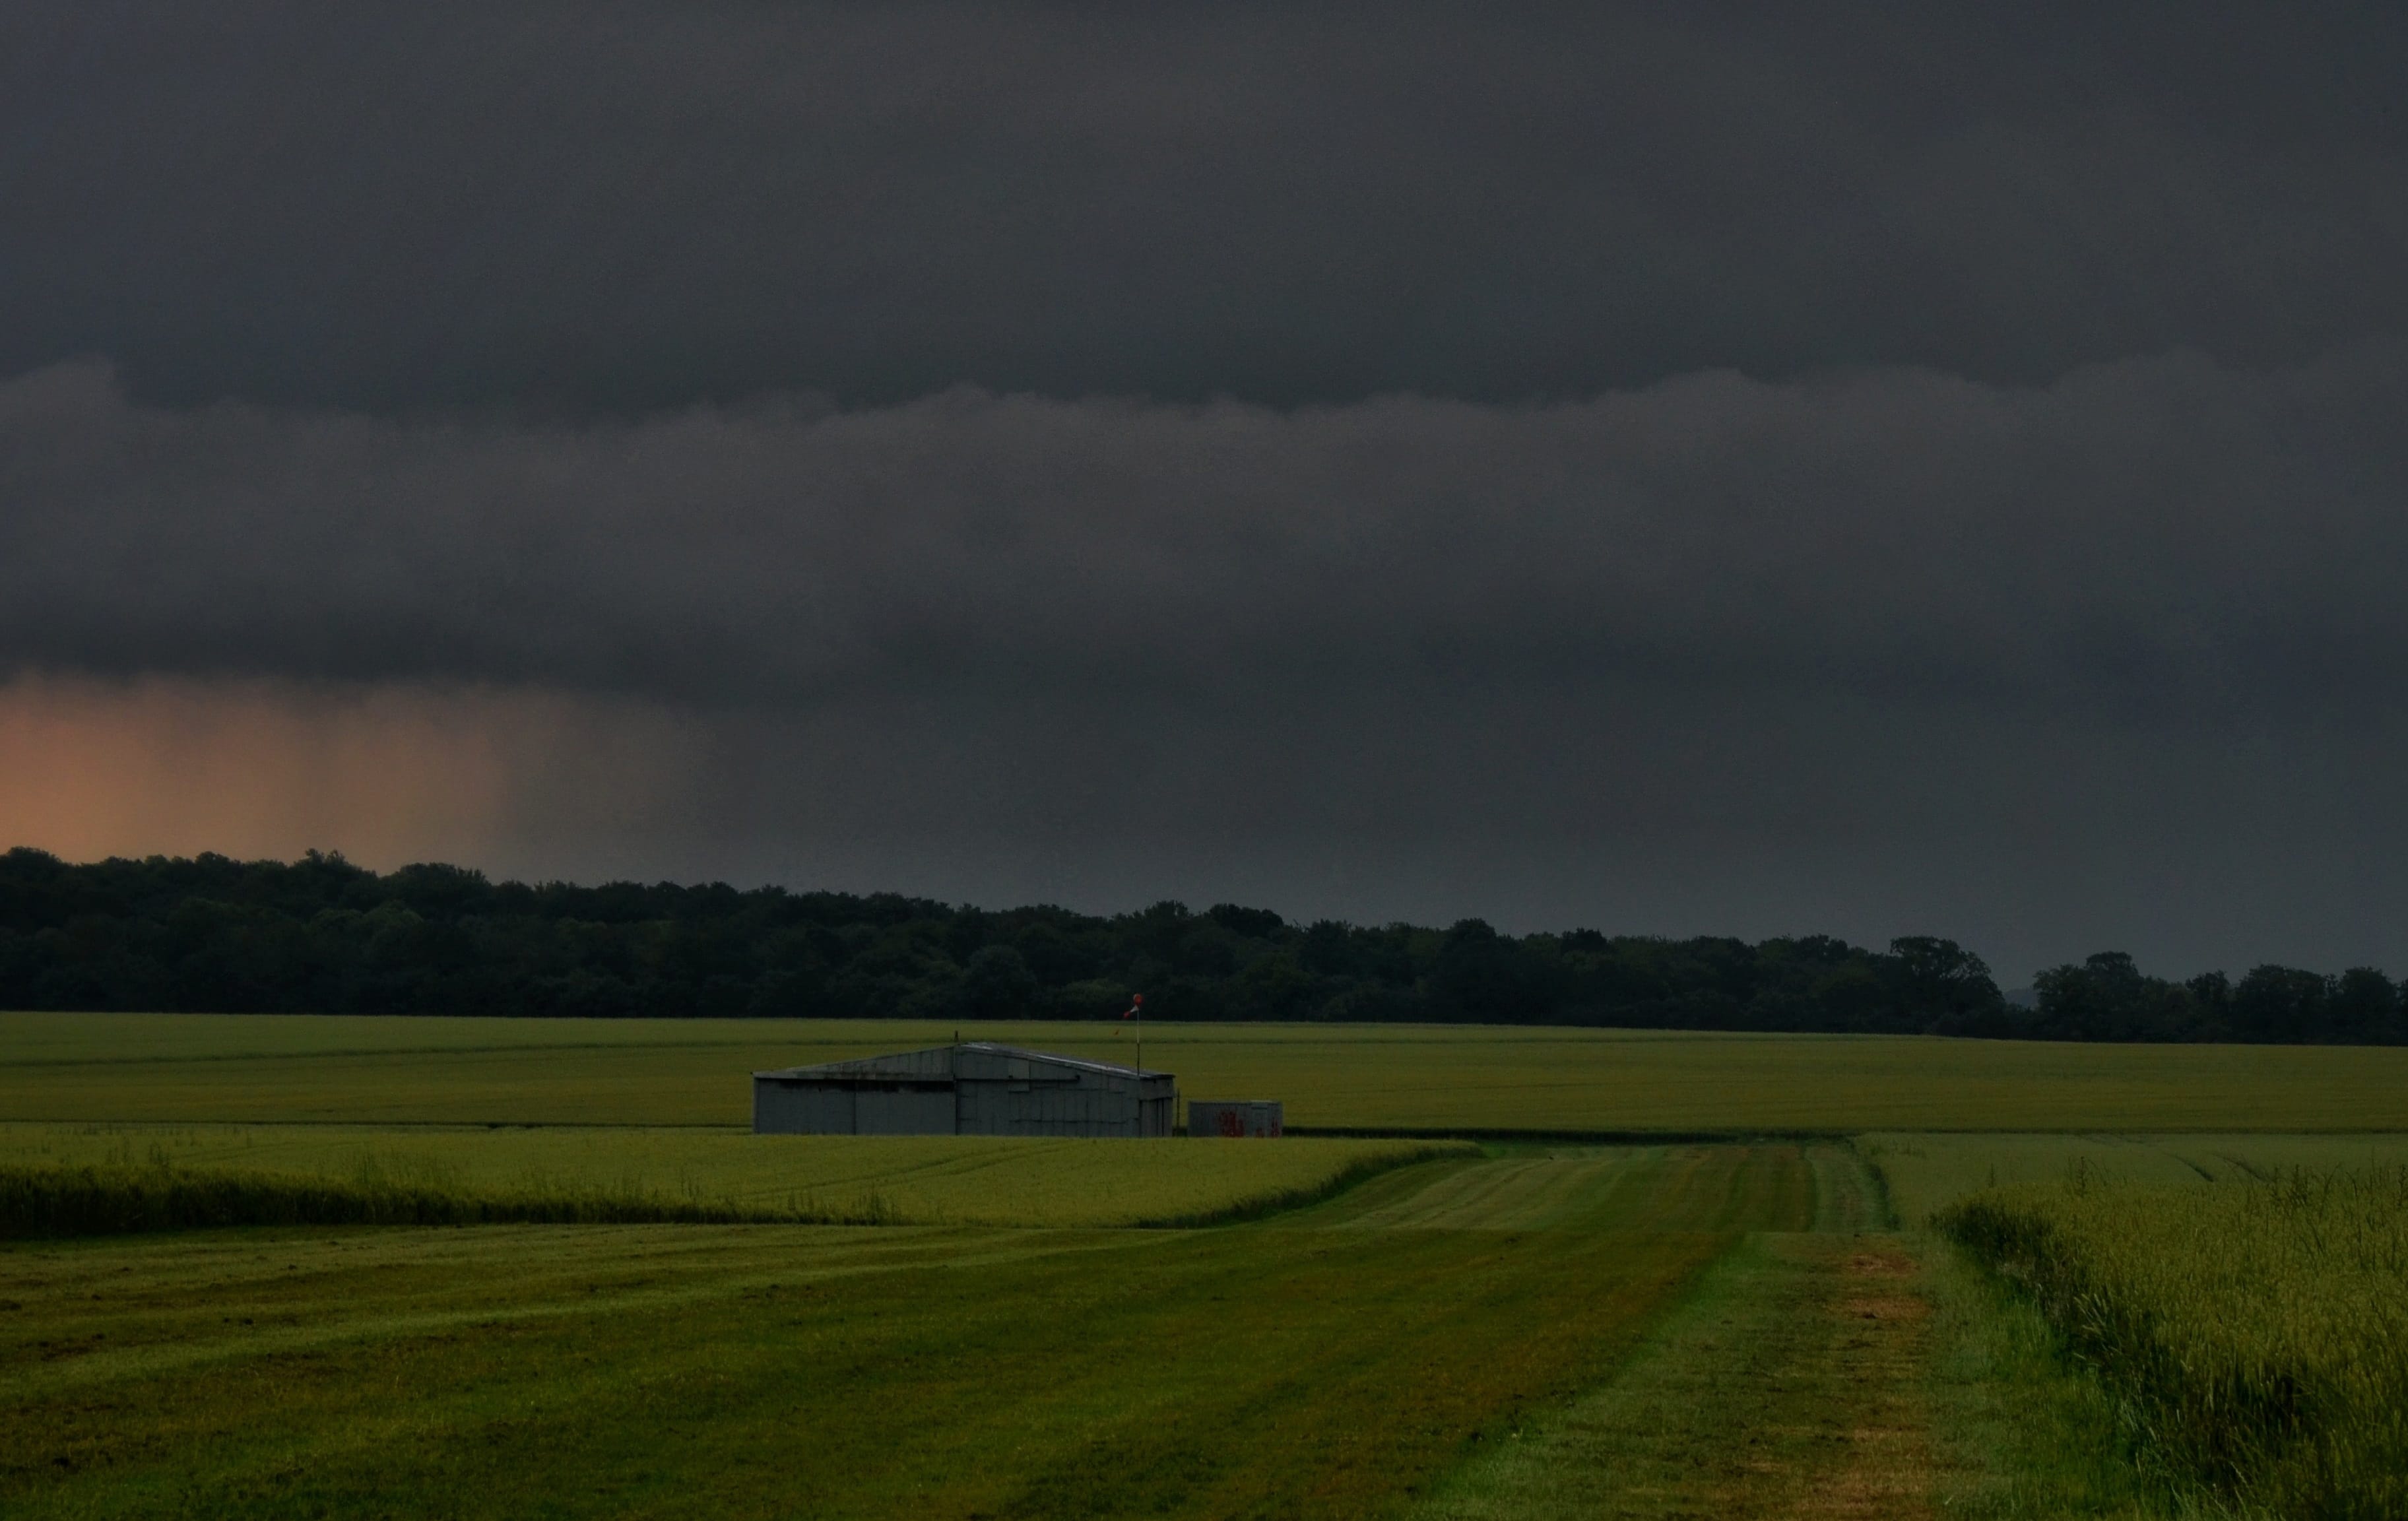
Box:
1844 1130 2408 1516
1863 1130 2408 1225
1934 1163 2408 1517
6 1011 2407 1130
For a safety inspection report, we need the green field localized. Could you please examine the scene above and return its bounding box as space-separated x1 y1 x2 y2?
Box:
7 1012 2407 1130
2 1145 1815 1520
6 1012 2407 1518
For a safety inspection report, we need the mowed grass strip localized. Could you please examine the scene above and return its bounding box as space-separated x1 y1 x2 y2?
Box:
0 1146 1805 1521
1414 1227 2174 1521
0 1124 1464 1235
1307 1144 1817 1235
1405 1152 2163 1521
1411 1233 1949 1521
10 1012 2408 1131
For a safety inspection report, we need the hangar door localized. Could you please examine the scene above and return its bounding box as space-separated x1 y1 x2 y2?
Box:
851 1084 959 1134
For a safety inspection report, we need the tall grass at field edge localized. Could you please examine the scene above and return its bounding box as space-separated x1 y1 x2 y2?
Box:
0 1142 1472 1239
1939 1165 2408 1521
0 1162 804 1236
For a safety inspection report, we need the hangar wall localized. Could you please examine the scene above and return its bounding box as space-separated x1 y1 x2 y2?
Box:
752 1043 1174 1137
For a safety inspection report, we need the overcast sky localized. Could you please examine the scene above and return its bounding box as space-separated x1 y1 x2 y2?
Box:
5 1 2405 979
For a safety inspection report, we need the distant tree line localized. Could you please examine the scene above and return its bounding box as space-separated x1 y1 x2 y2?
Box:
2021 951 2407 1044
1 849 2401 1042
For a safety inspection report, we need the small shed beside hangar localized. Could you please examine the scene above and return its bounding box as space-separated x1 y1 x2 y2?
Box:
752 1041 1175 1137
1187 1099 1283 1138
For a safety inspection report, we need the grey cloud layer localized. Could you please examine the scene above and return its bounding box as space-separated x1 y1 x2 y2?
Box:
4 1 2403 409
7 345 2404 721
9 0 2407 969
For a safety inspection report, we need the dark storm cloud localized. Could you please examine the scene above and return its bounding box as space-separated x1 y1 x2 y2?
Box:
7 1 2408 977
6 342 2405 719
3 1 2403 410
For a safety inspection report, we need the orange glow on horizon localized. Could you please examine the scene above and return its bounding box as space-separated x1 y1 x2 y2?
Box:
0 672 696 870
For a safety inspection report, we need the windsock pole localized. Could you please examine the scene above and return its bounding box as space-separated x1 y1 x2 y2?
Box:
1124 993 1146 1134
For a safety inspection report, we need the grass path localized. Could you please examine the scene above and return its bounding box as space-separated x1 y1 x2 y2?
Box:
1411 1148 2163 1521
1409 1204 1945 1518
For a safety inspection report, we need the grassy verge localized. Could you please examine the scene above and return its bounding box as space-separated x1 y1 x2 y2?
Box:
0 1163 853 1237
1938 1167 2408 1519
0 1124 1468 1235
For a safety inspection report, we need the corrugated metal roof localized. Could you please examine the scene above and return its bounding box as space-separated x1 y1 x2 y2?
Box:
752 1041 1164 1082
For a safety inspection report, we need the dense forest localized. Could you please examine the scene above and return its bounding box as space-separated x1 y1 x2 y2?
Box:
1 849 2401 1043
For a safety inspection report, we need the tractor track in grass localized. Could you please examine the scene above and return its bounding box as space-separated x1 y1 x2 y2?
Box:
1410 1151 1953 1521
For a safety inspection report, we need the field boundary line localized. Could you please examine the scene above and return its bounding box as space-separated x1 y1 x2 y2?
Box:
1131 1142 1474 1228
0 1116 752 1130
1285 1125 1845 1144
